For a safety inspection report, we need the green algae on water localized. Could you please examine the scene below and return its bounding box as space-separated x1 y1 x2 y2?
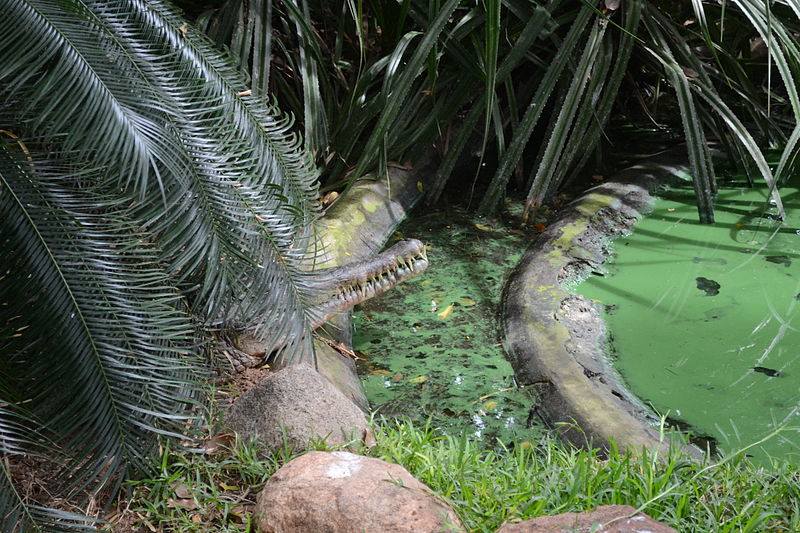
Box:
574 177 800 463
353 207 543 444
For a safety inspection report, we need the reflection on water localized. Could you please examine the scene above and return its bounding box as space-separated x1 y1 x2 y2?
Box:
575 178 800 463
353 207 543 444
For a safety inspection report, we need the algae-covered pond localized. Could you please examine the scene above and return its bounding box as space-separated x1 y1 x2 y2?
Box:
574 175 800 463
353 207 543 444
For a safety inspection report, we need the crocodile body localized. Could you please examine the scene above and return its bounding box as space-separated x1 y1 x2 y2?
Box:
224 238 428 371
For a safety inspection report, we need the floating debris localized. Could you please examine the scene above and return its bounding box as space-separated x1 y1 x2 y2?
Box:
752 366 781 377
764 255 792 267
437 304 454 320
695 276 721 296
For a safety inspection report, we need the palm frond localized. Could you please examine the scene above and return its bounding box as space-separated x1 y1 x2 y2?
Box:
1 0 321 354
281 0 330 156
0 142 205 530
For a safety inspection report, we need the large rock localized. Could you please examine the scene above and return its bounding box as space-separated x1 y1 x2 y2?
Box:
225 364 369 453
496 505 676 532
255 451 464 533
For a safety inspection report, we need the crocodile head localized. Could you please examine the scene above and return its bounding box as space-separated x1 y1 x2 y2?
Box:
226 239 428 371
310 238 428 326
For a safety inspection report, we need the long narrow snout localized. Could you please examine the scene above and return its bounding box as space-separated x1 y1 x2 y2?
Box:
312 239 429 324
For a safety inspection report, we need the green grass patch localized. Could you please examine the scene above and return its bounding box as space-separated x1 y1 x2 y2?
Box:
117 420 800 532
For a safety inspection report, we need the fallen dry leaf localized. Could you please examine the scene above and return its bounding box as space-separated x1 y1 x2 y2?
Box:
167 498 196 510
172 482 192 499
481 400 498 411
199 433 234 454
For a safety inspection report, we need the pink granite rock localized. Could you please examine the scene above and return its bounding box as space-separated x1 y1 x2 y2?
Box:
256 451 464 532
496 504 676 532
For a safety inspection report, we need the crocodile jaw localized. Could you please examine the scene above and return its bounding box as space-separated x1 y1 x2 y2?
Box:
230 239 429 366
311 238 428 326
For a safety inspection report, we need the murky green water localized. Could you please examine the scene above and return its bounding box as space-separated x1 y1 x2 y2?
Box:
353 207 544 444
575 176 800 463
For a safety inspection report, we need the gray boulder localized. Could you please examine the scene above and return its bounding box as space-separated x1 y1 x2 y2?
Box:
255 451 464 532
225 364 369 453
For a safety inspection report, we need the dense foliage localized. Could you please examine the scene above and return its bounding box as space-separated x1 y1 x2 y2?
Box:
0 0 321 529
195 0 799 222
1 0 799 530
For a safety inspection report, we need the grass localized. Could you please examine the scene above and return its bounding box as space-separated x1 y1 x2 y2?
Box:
114 419 800 532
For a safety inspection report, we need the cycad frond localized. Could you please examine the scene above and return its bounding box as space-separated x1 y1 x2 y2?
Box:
0 143 203 529
1 0 321 352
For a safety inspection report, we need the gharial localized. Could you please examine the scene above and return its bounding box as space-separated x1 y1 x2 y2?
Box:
219 238 429 372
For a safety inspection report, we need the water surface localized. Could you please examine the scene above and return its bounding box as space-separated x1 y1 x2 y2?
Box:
353 207 543 444
575 177 800 462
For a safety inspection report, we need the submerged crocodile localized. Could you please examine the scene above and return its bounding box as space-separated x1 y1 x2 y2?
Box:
222 238 429 371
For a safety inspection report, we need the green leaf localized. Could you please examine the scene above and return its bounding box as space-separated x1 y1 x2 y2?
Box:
525 11 608 207
346 0 461 186
480 5 594 214
0 144 204 528
643 9 716 223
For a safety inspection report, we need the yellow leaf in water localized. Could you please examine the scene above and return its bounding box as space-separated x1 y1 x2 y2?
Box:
459 297 477 306
408 375 427 384
735 223 744 228
437 305 454 320
481 400 498 411
368 367 391 376
474 223 493 231
428 290 445 297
